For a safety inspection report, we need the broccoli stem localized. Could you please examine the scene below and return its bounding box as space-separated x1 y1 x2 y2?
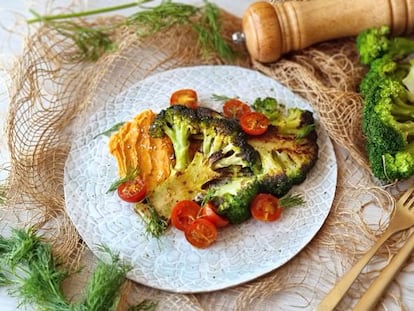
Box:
392 97 414 119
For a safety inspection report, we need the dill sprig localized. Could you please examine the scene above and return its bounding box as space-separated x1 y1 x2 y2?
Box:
135 204 168 239
127 1 198 36
0 228 152 310
83 246 131 310
27 0 235 62
211 93 236 102
279 193 306 208
193 1 235 62
94 121 126 139
107 168 139 193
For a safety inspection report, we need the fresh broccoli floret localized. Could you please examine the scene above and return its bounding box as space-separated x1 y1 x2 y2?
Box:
248 126 318 197
358 26 414 182
252 97 315 138
150 105 199 171
356 25 414 65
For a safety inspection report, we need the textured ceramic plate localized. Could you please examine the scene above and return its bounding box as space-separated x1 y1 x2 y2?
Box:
64 65 337 293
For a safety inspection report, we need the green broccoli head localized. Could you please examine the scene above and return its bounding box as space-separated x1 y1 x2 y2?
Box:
149 105 199 171
211 176 259 224
356 25 414 66
361 67 414 181
252 96 315 138
356 25 391 65
252 97 284 121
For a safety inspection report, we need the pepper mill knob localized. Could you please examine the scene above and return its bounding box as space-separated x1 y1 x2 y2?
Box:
241 0 414 63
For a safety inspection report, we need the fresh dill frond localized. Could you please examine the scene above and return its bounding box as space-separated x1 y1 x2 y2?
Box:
135 204 168 239
193 1 235 62
107 168 139 193
127 0 198 36
279 194 306 208
0 228 72 309
51 21 116 61
94 121 125 139
210 93 235 102
82 246 131 311
27 0 235 62
201 188 216 205
0 228 151 311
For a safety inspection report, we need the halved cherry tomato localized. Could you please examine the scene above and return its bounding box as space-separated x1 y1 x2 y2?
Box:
170 89 198 109
171 200 201 231
117 177 147 203
199 202 229 228
239 111 269 136
250 193 282 222
184 218 217 248
222 98 251 119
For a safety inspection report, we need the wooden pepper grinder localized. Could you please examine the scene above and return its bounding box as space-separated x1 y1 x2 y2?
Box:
234 0 414 63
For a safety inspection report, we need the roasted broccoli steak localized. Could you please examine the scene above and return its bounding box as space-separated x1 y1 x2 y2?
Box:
146 102 318 224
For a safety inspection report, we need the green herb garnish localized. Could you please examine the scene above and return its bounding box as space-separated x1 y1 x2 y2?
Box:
135 205 168 239
27 0 235 62
279 193 306 208
94 121 125 139
0 227 153 310
210 93 235 102
107 168 139 193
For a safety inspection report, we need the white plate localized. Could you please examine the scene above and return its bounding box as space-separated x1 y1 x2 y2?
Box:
64 65 337 293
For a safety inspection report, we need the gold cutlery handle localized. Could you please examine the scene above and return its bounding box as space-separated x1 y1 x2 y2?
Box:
314 229 394 311
353 232 414 311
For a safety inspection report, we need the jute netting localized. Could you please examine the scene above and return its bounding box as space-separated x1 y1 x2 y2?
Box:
2 2 414 310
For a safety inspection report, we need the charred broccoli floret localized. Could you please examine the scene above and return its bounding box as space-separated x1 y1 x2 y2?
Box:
147 105 260 223
252 97 315 138
197 110 261 173
210 176 259 224
150 105 199 171
357 26 414 182
248 126 318 197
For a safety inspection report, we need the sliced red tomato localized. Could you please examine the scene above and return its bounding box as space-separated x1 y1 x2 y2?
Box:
117 177 147 203
222 98 251 119
199 202 229 228
250 193 282 222
170 89 198 109
240 111 269 135
171 200 201 231
184 218 217 248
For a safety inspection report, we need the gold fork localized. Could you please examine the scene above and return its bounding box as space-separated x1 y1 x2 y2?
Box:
353 189 414 311
314 186 414 311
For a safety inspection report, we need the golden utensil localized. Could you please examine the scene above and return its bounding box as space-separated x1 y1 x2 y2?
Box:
314 186 414 311
353 191 414 311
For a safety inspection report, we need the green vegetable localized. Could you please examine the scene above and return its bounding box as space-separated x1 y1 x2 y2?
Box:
0 227 154 311
94 121 126 139
252 97 316 138
107 168 139 193
27 0 235 62
357 25 414 182
144 102 317 225
248 125 318 198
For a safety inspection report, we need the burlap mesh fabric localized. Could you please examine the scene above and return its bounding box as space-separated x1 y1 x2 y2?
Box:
2 1 413 310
